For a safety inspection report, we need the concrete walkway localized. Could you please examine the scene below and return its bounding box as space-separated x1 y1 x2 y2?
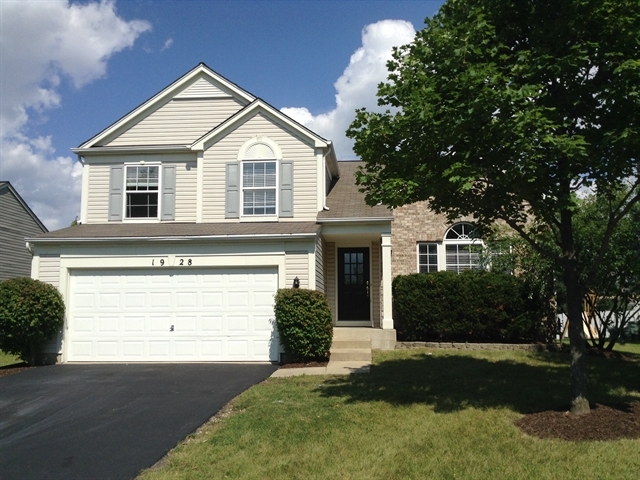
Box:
271 361 370 377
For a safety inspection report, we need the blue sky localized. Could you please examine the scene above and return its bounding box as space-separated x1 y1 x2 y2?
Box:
1 0 444 229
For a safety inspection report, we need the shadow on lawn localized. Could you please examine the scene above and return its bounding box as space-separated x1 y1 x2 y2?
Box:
316 351 639 414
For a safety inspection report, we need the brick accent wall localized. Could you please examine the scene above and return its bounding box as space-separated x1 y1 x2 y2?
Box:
391 201 475 277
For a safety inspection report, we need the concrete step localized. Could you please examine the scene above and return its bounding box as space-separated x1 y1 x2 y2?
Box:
331 339 371 350
332 328 373 341
329 349 372 362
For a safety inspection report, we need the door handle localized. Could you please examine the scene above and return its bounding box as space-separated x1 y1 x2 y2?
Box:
366 281 370 298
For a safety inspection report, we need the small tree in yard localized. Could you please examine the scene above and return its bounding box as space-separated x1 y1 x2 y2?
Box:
347 0 640 414
575 190 640 350
0 278 65 365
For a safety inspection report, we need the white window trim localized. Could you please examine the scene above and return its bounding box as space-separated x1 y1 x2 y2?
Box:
416 242 440 273
443 223 484 273
122 162 162 222
240 159 279 219
237 136 283 221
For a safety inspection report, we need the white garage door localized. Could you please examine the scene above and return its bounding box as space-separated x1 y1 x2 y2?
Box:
67 268 278 362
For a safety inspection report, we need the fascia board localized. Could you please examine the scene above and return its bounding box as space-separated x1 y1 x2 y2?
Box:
317 217 393 223
78 64 256 149
72 145 192 156
191 99 329 151
26 232 318 244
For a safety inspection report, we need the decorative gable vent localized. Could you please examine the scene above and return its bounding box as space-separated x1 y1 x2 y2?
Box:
245 143 275 159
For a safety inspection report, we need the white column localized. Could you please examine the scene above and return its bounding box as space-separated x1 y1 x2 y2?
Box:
381 233 394 329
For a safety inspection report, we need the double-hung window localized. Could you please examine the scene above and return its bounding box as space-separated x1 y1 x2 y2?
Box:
242 161 276 215
125 165 159 218
418 243 439 272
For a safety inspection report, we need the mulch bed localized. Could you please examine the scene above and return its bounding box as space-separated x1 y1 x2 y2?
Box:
516 402 640 441
0 363 31 377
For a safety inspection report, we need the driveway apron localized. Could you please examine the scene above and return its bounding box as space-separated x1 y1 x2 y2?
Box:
0 363 277 480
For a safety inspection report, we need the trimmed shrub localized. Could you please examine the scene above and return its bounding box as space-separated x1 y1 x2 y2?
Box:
0 278 65 365
393 270 545 343
274 288 333 361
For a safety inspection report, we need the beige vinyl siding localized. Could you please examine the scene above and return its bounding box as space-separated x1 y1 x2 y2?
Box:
285 251 309 289
85 154 197 223
175 78 229 98
325 242 336 321
202 113 318 222
175 161 197 222
107 98 244 146
315 235 325 294
0 188 46 281
38 254 60 288
371 241 381 328
86 163 112 223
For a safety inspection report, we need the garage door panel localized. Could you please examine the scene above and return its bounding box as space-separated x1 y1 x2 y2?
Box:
68 268 278 362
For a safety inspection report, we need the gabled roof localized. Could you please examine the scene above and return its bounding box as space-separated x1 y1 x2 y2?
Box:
78 63 256 149
0 181 48 232
191 98 330 150
317 162 392 221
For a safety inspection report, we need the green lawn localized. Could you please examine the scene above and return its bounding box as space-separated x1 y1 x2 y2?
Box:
0 350 21 367
139 348 640 480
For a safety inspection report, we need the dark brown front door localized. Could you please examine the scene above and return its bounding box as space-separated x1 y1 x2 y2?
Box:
337 247 370 321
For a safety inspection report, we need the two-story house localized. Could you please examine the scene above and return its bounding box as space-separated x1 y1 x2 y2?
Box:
28 63 398 363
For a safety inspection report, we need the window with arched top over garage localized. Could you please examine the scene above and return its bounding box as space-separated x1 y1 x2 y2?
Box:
443 222 483 273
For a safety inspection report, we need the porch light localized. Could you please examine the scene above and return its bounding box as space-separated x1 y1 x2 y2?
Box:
293 277 300 288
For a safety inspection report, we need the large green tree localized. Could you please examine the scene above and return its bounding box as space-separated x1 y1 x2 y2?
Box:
347 0 640 414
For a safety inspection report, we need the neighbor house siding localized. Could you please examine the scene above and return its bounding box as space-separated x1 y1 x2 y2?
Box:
325 242 336 321
0 188 46 280
107 98 245 146
285 251 309 290
371 240 381 328
38 254 61 288
315 235 325 294
202 113 318 222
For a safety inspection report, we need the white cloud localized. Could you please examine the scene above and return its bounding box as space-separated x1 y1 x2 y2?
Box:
161 38 174 52
282 20 416 160
0 0 151 230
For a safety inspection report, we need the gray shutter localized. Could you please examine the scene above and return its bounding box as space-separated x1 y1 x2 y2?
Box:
280 161 293 217
161 165 176 221
108 166 124 221
225 162 240 218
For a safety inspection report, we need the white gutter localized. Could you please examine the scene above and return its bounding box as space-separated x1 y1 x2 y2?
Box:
316 217 392 223
26 232 319 244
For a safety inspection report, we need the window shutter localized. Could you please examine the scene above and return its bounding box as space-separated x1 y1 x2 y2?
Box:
280 161 293 217
225 162 240 218
108 166 124 221
161 165 176 221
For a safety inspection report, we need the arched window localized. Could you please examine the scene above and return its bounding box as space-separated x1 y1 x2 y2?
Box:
444 222 483 273
238 137 282 216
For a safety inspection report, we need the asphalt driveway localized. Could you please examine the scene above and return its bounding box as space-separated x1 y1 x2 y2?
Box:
0 363 278 480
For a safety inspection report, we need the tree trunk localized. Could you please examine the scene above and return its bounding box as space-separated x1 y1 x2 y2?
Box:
561 210 590 415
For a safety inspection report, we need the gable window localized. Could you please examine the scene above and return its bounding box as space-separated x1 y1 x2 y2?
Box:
242 161 276 215
444 223 483 273
126 165 159 218
418 243 439 272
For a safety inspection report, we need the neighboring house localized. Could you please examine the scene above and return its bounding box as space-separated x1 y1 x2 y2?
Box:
27 63 482 363
0 182 48 282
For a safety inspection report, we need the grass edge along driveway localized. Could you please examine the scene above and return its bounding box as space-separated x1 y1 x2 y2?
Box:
139 346 640 480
